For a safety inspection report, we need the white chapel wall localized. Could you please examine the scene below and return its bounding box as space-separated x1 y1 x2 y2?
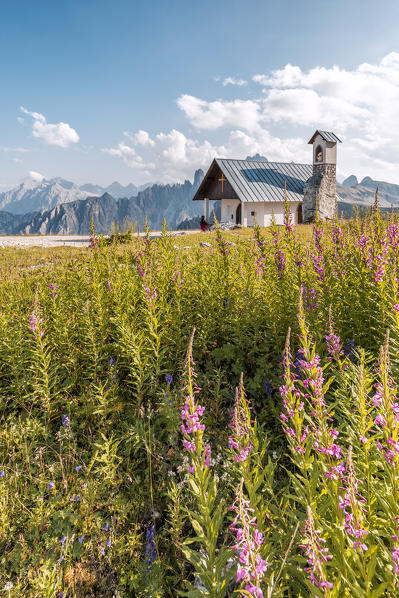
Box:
221 199 241 223
242 201 301 227
221 199 302 227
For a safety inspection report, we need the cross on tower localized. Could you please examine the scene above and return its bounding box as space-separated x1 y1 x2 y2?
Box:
218 173 226 193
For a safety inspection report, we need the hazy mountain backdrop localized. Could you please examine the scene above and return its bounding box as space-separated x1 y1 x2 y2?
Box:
0 170 204 234
0 161 398 235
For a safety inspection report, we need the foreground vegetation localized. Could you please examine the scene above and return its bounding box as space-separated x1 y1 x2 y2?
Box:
1 208 399 597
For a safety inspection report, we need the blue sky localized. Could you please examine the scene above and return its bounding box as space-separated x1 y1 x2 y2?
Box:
2 0 399 187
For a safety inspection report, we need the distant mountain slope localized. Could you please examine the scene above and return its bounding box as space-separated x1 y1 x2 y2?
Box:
80 181 153 198
0 210 37 235
13 169 205 235
0 178 156 216
0 178 94 214
337 176 399 208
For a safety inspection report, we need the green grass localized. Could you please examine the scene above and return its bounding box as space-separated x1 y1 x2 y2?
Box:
1 215 399 597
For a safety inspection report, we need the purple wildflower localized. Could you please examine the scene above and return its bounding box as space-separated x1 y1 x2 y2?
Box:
274 249 285 276
264 379 273 399
61 414 70 428
230 480 267 596
228 376 253 464
325 333 343 361
392 544 399 577
165 373 173 385
145 525 157 569
300 506 333 591
339 448 368 550
29 309 44 340
49 283 58 299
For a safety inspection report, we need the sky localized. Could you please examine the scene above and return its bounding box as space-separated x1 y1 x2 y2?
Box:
1 0 399 189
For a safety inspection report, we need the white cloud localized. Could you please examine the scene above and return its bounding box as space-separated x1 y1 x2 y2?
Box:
13 158 23 163
222 77 248 87
0 146 29 153
124 129 155 146
103 126 308 184
29 171 45 182
104 52 399 185
177 94 261 131
102 142 155 175
20 107 80 148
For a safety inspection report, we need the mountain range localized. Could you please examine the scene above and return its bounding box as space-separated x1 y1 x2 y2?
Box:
0 170 204 235
337 175 399 208
0 160 398 235
0 178 155 215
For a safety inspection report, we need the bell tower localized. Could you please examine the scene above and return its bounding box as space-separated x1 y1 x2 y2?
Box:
303 130 342 222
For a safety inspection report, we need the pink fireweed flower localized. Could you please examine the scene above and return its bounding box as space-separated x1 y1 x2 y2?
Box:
230 480 267 596
274 249 285 276
312 252 326 282
283 199 294 236
302 283 318 310
228 377 254 464
49 283 58 298
339 448 368 550
392 545 399 577
374 414 386 427
300 506 333 591
89 234 100 252
325 333 343 361
180 329 211 473
313 223 324 254
135 251 157 308
30 307 44 340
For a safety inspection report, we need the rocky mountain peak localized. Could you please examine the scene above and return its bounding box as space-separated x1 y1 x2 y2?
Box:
246 154 268 162
193 169 204 187
342 175 358 187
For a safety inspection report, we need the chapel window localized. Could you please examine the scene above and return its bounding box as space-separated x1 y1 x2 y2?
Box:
315 145 323 163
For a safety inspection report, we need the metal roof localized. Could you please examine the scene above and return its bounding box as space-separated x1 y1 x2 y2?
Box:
214 158 313 203
308 130 342 144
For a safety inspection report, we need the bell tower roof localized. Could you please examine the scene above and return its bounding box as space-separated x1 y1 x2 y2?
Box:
308 130 342 144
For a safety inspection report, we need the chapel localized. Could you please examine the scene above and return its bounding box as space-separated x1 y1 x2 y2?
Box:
192 130 342 226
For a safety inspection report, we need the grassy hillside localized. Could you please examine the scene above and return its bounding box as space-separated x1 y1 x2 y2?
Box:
1 213 399 596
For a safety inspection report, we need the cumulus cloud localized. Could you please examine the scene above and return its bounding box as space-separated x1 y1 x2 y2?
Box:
222 77 248 87
103 126 308 184
20 107 80 148
105 52 399 184
124 129 155 146
29 171 45 182
177 94 261 131
102 142 155 174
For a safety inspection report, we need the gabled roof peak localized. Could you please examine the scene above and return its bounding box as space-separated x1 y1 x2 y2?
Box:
308 130 342 144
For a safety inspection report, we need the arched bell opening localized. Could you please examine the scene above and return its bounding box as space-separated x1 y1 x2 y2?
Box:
315 145 324 163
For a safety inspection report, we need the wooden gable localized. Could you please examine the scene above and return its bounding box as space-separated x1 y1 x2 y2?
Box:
193 159 239 201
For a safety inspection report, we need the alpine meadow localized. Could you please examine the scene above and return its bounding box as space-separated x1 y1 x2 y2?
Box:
2 202 399 596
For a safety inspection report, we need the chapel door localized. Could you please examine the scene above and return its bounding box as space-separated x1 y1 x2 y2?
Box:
297 204 303 224
236 203 241 225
